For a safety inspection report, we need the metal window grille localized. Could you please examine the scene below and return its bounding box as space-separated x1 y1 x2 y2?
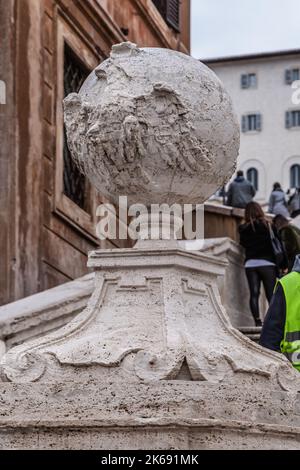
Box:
63 43 90 210
290 165 300 188
286 68 300 84
292 69 300 82
241 74 248 89
291 110 300 127
248 73 257 88
248 115 257 131
243 114 261 132
241 73 257 89
247 167 259 191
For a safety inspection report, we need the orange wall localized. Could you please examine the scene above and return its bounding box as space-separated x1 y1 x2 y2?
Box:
99 0 191 53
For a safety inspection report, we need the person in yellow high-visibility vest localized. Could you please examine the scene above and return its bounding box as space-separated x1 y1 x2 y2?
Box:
260 254 300 371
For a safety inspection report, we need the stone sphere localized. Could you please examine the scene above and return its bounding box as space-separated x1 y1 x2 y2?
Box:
64 42 239 205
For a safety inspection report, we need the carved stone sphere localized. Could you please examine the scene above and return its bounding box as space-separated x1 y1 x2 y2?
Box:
64 42 240 205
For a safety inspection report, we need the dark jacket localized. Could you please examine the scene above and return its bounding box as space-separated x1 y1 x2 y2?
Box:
289 191 300 217
239 220 276 263
227 176 256 209
280 224 300 272
259 255 300 352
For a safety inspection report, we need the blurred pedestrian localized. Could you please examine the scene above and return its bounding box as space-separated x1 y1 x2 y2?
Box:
239 202 286 326
226 170 256 209
273 214 300 272
288 187 300 218
268 182 289 217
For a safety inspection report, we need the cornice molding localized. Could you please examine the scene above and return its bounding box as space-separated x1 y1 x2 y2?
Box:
130 0 189 54
56 0 125 57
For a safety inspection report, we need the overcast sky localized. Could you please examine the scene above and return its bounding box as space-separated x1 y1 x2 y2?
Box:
191 0 300 60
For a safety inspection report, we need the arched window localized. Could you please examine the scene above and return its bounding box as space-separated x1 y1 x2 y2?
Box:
247 167 258 191
290 164 300 188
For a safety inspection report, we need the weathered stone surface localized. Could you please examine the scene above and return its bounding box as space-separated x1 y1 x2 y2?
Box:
1 381 300 449
1 43 298 451
1 247 298 397
0 273 94 354
64 42 239 205
0 238 257 359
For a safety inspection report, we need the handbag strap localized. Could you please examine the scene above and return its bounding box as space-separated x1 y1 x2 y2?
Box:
268 222 276 241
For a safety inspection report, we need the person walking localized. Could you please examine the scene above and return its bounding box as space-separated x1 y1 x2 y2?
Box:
239 202 286 326
288 187 300 218
268 182 289 218
226 170 256 209
260 255 300 371
273 215 300 272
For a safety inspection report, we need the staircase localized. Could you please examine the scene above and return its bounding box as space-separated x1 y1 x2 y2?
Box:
239 327 262 344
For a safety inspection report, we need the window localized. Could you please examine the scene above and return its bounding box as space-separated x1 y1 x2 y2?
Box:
63 43 90 210
241 73 257 89
242 114 262 132
286 110 300 128
55 15 100 239
292 69 300 81
290 164 300 188
152 0 180 32
247 168 259 191
285 68 300 85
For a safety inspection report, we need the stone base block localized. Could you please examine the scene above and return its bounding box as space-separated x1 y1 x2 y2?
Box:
1 381 300 450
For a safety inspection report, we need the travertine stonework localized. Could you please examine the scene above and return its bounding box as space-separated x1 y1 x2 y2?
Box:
0 237 257 360
64 42 239 205
1 43 300 450
1 246 300 449
2 248 297 388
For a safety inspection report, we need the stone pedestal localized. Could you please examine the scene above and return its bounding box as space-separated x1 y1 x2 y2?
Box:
1 247 300 449
1 42 299 450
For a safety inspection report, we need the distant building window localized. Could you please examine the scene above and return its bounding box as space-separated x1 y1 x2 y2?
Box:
63 43 90 210
242 114 262 132
241 73 257 89
247 168 259 191
286 110 300 128
285 68 300 85
290 164 300 188
152 0 180 32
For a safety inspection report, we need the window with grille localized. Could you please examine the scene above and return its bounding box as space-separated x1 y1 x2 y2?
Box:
290 164 300 188
152 0 181 32
63 43 90 210
242 113 262 132
286 110 300 128
241 73 257 89
285 68 300 85
247 167 259 191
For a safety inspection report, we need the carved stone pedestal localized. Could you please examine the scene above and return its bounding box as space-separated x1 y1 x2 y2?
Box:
1 42 299 449
1 247 300 449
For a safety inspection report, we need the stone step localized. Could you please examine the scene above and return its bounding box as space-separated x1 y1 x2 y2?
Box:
245 334 261 342
239 326 262 344
239 327 262 334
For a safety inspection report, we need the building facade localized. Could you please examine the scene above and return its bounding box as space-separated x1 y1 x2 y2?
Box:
204 50 300 205
0 0 191 306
